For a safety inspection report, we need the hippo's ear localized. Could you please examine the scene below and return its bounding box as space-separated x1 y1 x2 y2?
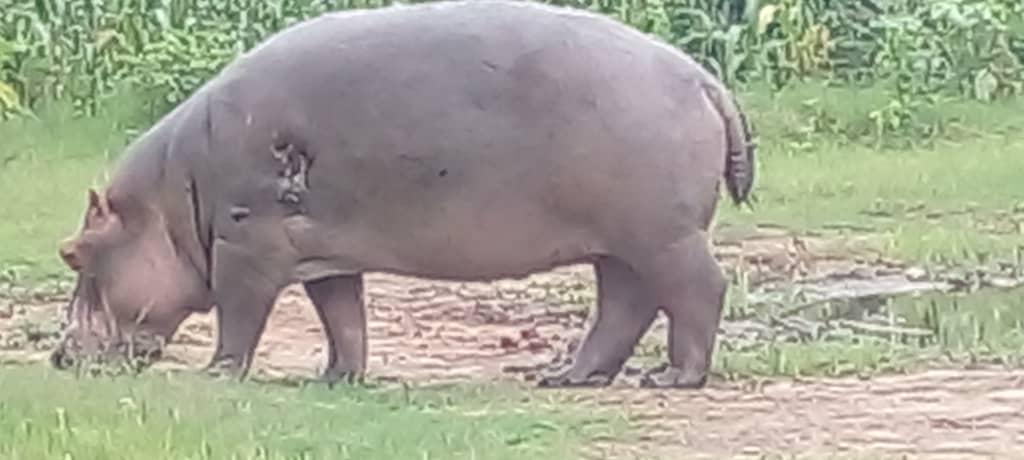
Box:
86 188 111 217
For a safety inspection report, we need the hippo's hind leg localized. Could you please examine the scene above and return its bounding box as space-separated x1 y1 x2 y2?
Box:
303 274 368 385
638 231 726 389
538 256 659 388
205 240 288 379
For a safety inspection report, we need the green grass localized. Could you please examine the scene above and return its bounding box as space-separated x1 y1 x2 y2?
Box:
703 83 1024 377
702 81 1024 377
720 133 1024 262
0 366 612 459
710 288 1024 380
719 81 1024 263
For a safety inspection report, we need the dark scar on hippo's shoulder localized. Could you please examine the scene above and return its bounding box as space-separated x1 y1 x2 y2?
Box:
270 140 312 213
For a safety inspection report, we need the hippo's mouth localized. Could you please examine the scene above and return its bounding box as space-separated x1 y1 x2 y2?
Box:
50 333 165 371
50 336 166 376
50 277 166 373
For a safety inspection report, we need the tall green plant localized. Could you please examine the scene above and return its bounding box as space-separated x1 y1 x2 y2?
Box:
0 37 23 117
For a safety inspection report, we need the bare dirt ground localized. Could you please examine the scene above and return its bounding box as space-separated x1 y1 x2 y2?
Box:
2 228 1023 459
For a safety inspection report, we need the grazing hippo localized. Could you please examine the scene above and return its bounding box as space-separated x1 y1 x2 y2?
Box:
50 0 755 388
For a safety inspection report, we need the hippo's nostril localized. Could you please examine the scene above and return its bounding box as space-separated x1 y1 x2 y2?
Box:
50 347 73 370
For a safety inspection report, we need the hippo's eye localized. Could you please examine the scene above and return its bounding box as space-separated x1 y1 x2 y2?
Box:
271 141 291 155
229 205 251 222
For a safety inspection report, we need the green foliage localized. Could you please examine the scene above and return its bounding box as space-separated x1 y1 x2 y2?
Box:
0 0 1022 141
0 0 392 117
0 36 26 116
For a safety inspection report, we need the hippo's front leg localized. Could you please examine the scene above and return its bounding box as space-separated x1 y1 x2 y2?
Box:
304 274 368 385
205 239 289 379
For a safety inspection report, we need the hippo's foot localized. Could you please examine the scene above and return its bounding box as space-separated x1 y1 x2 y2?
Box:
321 367 365 387
639 364 708 389
536 364 616 388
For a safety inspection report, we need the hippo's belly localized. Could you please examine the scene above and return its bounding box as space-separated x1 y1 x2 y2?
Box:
284 182 608 281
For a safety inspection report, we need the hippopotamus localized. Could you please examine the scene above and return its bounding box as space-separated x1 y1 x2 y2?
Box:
50 0 755 388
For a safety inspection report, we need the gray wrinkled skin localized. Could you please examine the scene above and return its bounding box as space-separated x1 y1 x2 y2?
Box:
51 0 756 389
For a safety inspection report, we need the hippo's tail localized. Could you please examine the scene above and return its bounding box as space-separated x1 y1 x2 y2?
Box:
702 81 756 207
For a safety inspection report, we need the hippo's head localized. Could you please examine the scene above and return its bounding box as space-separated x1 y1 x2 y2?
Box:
50 187 211 371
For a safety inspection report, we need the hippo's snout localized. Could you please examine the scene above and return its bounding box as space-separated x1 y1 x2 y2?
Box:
48 334 164 373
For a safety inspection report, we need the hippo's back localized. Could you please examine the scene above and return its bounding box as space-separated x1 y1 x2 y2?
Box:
225 0 715 125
